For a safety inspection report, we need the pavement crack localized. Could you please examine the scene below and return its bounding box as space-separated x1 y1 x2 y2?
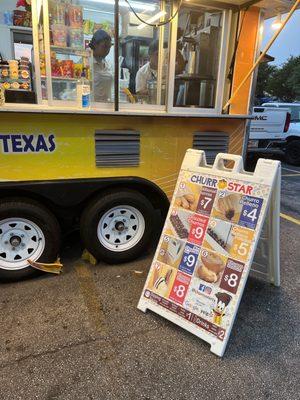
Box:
0 335 113 370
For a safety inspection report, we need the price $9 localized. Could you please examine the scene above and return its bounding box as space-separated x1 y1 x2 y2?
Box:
192 226 203 239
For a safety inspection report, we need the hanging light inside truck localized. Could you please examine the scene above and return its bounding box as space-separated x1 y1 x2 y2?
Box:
272 13 283 30
137 11 167 30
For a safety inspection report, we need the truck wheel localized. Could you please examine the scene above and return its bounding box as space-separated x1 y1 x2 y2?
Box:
0 199 61 282
285 140 300 166
80 190 156 264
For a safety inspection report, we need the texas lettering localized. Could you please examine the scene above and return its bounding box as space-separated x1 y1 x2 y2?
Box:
0 134 56 153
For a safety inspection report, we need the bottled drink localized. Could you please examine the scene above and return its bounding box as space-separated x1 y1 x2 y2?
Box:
76 68 90 108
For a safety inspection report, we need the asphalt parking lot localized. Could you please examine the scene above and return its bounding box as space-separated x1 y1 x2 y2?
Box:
0 163 299 400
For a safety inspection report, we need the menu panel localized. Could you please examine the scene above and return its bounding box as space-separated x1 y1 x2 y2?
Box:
138 154 279 356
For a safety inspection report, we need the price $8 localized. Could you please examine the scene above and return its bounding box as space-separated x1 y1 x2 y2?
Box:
224 273 239 288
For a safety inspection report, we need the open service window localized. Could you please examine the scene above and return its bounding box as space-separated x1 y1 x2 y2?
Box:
167 2 230 114
40 0 171 110
39 0 115 109
0 0 232 115
118 0 171 110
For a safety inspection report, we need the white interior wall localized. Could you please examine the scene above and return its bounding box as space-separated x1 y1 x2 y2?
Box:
0 0 18 59
0 0 16 13
0 26 12 59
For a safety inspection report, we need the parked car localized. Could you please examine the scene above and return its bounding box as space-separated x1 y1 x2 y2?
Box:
248 103 300 165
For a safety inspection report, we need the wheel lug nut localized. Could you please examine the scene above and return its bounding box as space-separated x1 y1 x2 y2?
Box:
21 234 24 238
12 247 15 251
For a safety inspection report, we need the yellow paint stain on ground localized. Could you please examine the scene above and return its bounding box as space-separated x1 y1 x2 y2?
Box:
75 262 107 335
280 213 300 226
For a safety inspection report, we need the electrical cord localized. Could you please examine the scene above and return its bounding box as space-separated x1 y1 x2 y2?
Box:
124 0 183 28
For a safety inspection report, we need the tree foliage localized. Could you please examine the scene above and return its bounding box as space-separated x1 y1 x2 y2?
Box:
256 63 277 98
256 56 300 102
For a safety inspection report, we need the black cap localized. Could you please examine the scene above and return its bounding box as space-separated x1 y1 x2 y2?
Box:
89 29 111 50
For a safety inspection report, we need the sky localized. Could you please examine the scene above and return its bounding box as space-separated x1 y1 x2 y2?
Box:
262 10 300 66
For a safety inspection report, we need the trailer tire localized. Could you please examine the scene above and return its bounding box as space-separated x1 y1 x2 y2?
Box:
80 190 156 264
0 199 61 282
285 140 300 166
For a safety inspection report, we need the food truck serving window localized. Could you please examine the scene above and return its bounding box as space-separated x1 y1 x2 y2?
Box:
173 5 223 109
119 0 171 107
0 0 231 115
43 0 116 107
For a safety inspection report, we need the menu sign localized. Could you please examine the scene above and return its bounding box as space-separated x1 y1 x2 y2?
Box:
138 150 280 357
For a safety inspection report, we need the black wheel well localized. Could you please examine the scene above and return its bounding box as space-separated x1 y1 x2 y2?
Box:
0 179 170 230
0 189 60 219
287 136 300 143
78 181 170 217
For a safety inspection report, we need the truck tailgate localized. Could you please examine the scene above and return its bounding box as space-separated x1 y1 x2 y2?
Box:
250 107 289 139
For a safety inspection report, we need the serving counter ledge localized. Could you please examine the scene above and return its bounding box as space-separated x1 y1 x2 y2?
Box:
0 104 251 119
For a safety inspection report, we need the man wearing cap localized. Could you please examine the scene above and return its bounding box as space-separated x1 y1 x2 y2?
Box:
89 29 113 102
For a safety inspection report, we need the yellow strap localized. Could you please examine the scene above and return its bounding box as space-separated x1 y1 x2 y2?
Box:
28 258 63 274
123 87 136 103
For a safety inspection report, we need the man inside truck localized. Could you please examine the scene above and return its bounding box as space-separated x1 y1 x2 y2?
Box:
135 40 185 98
89 29 113 103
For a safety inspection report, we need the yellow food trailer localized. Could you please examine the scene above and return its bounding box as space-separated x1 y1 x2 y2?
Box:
0 0 296 280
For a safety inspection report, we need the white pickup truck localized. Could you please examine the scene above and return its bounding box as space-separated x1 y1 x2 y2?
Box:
248 103 300 165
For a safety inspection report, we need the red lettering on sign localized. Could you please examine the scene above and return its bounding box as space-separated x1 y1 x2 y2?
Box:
227 182 253 195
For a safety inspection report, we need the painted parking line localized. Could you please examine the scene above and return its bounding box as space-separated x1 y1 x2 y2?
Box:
280 213 300 226
282 167 300 174
282 173 300 177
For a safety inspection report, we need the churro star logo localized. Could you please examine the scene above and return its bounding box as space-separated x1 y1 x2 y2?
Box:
218 179 227 190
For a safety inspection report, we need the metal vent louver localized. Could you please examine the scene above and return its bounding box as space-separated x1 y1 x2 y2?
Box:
193 132 229 164
95 130 140 167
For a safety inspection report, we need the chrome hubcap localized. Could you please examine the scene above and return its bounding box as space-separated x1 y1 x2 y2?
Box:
97 205 145 252
0 218 45 270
